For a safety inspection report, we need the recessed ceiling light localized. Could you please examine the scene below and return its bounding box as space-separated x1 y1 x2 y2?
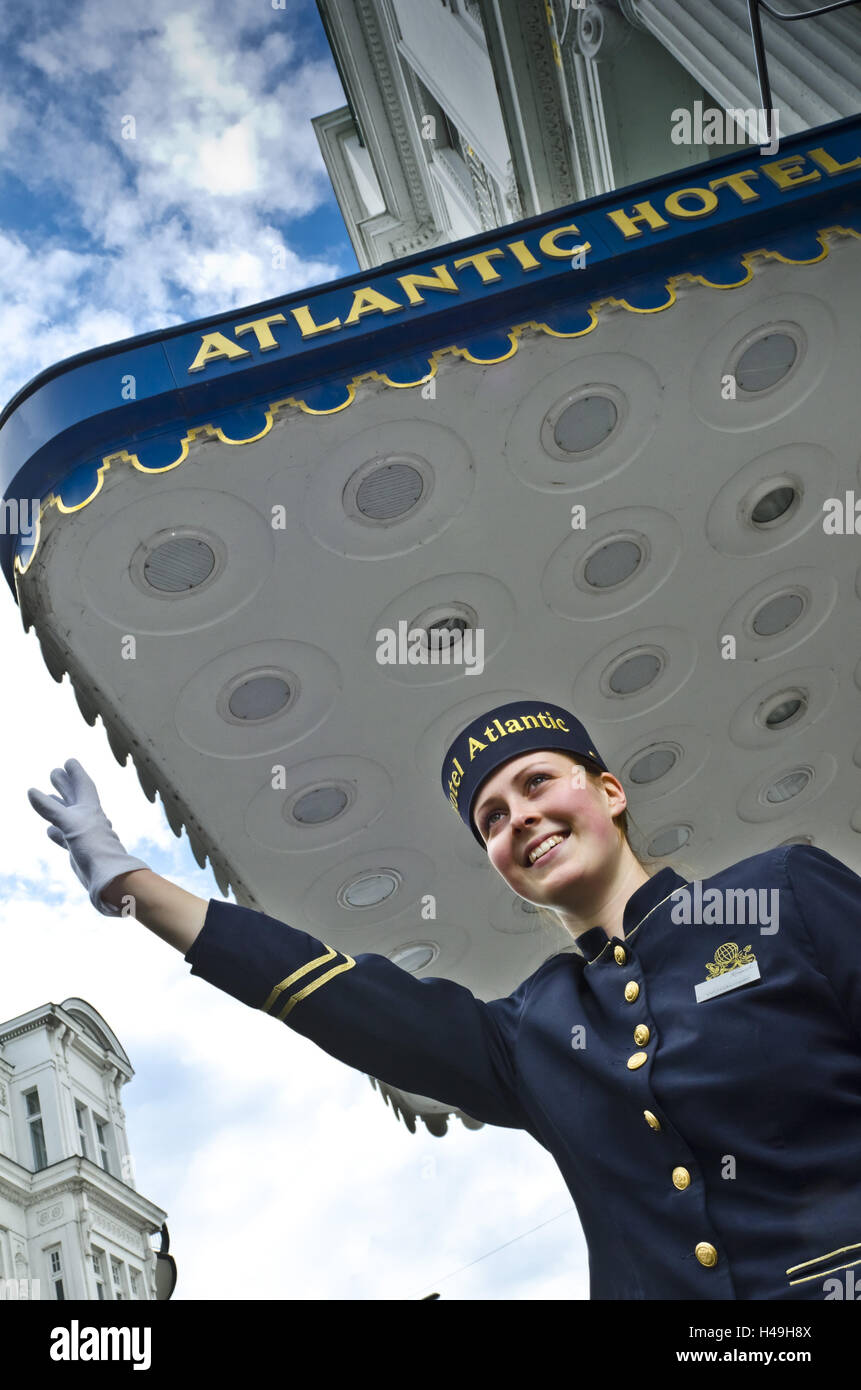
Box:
553 394 618 453
735 332 798 392
752 592 805 636
424 615 469 650
227 676 292 721
608 651 663 694
628 746 679 784
343 457 429 524
389 943 438 972
291 785 351 824
583 539 644 589
338 871 401 908
761 692 808 729
143 536 216 592
750 485 797 526
764 769 811 803
412 602 478 652
646 825 691 856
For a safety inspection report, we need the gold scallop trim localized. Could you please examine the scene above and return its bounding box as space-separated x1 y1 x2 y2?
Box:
13 226 859 582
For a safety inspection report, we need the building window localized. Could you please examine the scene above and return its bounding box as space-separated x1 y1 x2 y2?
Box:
24 1089 48 1171
129 1267 140 1299
47 1245 65 1300
91 1249 107 1300
94 1117 112 1175
111 1255 127 1300
75 1102 90 1159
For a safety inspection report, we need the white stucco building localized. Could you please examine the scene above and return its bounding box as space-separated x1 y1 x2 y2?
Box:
0 998 167 1299
313 0 861 267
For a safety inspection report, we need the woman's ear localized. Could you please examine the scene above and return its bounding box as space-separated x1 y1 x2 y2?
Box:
598 770 628 816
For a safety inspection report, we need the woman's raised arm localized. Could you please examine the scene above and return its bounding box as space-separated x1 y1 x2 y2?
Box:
100 869 207 953
28 758 542 1140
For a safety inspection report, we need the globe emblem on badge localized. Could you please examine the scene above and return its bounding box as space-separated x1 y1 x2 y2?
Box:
705 941 756 979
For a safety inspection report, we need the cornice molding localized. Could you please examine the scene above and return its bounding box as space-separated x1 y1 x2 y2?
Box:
355 0 433 226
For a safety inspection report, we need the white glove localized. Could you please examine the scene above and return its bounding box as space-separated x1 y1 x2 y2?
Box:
28 758 150 916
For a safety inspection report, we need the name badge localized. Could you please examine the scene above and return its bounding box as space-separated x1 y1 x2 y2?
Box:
695 959 761 1003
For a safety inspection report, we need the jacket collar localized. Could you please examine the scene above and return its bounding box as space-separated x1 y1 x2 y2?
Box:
575 866 687 964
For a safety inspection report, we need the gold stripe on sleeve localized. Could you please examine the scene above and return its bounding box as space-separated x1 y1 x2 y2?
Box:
275 956 356 1020
260 947 338 1014
786 1241 861 1283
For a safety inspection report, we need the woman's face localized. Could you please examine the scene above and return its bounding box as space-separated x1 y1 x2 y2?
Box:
472 751 629 906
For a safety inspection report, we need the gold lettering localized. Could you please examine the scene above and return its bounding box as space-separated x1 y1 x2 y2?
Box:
234 314 287 351
708 170 761 202
187 332 251 374
663 186 719 219
606 200 669 239
344 287 403 325
396 265 459 305
505 718 524 733
291 305 342 338
467 736 487 759
521 715 540 730
556 718 569 731
760 155 821 190
507 239 541 271
453 250 505 283
538 224 592 258
806 145 861 175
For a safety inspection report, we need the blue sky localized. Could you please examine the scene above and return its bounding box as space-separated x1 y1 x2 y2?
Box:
0 0 355 408
0 0 587 1300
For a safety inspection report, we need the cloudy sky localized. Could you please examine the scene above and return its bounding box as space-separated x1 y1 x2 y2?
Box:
0 0 586 1300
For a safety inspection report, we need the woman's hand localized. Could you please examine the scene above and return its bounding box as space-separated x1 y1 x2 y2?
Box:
27 758 150 916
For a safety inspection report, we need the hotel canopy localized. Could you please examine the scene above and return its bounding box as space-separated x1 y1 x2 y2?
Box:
4 116 861 1133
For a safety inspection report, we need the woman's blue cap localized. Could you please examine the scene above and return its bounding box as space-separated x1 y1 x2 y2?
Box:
441 700 608 849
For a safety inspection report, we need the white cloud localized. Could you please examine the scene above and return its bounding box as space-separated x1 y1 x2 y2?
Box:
0 0 350 405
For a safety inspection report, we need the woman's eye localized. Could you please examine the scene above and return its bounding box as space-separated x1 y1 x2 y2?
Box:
484 774 551 830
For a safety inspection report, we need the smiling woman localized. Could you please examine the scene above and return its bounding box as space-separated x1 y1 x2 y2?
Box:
27 698 861 1303
475 748 655 945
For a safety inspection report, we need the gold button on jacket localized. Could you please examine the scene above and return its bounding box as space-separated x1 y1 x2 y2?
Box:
614 945 627 965
695 1242 718 1267
624 981 639 1002
643 1110 661 1131
672 1166 691 1190
627 1051 648 1069
633 1024 650 1045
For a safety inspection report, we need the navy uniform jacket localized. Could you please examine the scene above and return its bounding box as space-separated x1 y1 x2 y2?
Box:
184 843 861 1300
